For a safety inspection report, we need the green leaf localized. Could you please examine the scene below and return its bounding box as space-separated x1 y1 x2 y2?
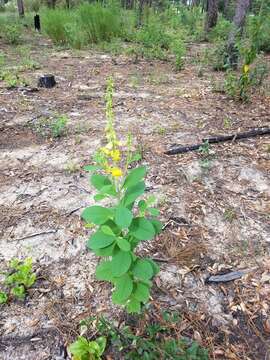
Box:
0 291 8 304
112 273 133 304
84 165 101 172
103 219 121 236
122 181 145 206
94 242 116 257
101 225 114 235
96 261 114 281
99 184 117 196
68 336 89 357
127 297 141 313
116 238 131 251
91 174 111 190
81 206 112 225
111 251 132 277
123 166 147 189
129 218 155 240
94 194 108 201
87 231 115 250
133 283 150 303
150 219 163 234
146 259 160 276
11 285 25 299
128 152 142 164
95 337 106 355
138 200 147 212
115 206 133 229
132 259 153 280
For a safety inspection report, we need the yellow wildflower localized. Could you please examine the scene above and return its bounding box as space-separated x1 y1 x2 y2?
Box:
111 149 121 162
110 167 122 177
243 64 249 74
100 147 110 156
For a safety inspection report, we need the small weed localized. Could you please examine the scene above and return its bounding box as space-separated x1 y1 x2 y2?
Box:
224 208 237 222
0 69 27 88
223 117 232 129
51 115 68 138
0 291 8 304
148 73 169 85
154 125 167 135
68 336 106 360
32 115 68 138
65 161 80 174
0 51 6 67
0 258 36 303
198 141 214 171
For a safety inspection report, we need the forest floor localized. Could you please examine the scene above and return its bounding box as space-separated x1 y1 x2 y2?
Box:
0 30 270 360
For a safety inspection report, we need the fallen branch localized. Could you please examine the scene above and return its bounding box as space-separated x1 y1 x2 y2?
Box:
165 127 270 155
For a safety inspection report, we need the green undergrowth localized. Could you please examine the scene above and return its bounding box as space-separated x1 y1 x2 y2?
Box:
40 3 188 68
0 258 36 304
68 312 209 360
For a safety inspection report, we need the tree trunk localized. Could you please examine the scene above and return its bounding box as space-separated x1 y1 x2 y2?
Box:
17 0 24 17
227 0 251 68
204 0 218 32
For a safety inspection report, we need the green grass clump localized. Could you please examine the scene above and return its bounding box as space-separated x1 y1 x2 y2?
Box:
0 14 23 44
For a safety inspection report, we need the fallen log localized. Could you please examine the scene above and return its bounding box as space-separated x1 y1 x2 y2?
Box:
165 127 270 155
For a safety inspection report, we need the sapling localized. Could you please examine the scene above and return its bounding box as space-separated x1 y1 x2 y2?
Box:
82 78 162 314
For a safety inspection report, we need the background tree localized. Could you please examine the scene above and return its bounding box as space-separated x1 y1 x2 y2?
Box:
227 0 252 67
17 0 24 16
204 0 218 32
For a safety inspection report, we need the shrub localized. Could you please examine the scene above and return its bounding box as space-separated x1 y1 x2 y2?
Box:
247 13 270 53
77 2 123 44
41 9 72 44
208 16 232 42
0 15 22 44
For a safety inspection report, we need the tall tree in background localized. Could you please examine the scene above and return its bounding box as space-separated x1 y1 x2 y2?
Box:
227 0 251 67
17 0 24 17
204 0 218 33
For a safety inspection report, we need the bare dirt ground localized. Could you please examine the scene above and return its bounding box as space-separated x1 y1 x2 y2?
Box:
0 31 270 359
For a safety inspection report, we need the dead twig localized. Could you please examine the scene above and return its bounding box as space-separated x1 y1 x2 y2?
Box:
9 229 58 242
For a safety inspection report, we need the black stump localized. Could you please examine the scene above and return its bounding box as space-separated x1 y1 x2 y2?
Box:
34 14 41 32
38 74 56 88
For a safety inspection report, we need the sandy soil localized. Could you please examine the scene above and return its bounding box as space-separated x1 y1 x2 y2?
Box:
0 32 270 359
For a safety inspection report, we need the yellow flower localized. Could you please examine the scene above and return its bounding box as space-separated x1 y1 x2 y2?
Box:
110 167 122 177
243 64 249 74
110 149 121 162
100 147 110 156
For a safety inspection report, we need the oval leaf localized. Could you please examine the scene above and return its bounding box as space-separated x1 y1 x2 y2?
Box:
81 206 112 225
87 231 115 250
127 297 141 314
115 206 133 229
91 174 111 190
123 166 147 189
129 218 155 240
112 274 133 304
133 283 150 303
116 238 131 252
132 259 153 280
96 261 114 281
111 251 132 277
122 181 145 207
